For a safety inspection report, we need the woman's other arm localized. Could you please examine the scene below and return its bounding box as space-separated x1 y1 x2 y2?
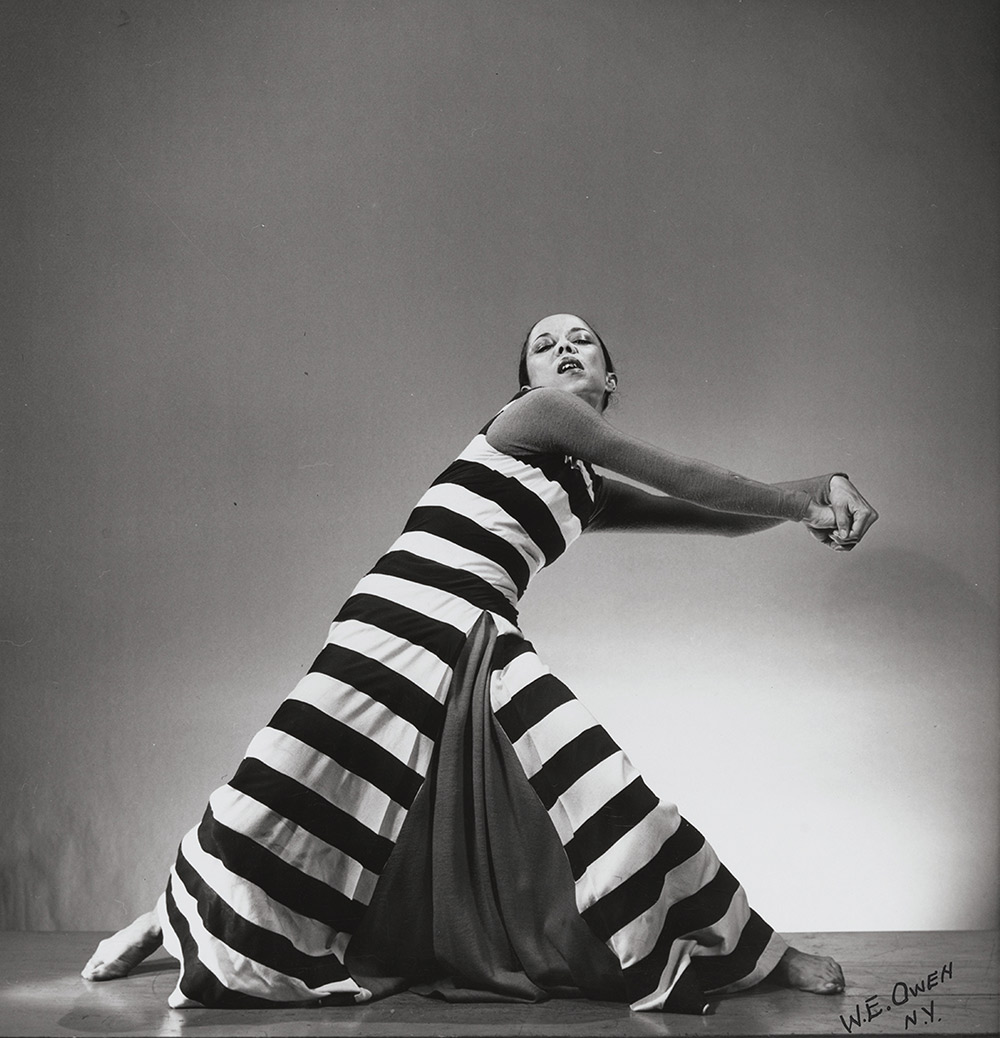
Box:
588 476 841 535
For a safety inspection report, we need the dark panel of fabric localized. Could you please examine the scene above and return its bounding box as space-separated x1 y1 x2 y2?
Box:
345 614 626 1004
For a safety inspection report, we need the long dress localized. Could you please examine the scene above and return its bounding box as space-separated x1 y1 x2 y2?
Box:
157 393 806 1013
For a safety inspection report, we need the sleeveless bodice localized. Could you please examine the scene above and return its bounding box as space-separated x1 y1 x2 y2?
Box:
366 430 603 625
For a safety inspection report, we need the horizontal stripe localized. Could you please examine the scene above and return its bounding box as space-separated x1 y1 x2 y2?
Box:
572 800 685 915
492 648 550 703
492 633 535 671
178 823 352 961
285 673 436 784
413 482 544 570
564 777 660 882
550 750 640 840
225 742 391 904
432 460 567 566
164 879 292 1008
493 672 575 743
208 784 371 906
622 864 741 995
481 457 583 545
512 698 602 781
582 818 707 943
388 530 520 607
370 550 518 625
403 505 531 597
348 571 483 633
529 725 619 811
324 618 449 699
228 757 393 876
692 910 773 993
334 593 465 666
172 840 351 989
197 804 368 935
523 453 595 529
454 436 594 538
267 698 424 808
309 641 445 740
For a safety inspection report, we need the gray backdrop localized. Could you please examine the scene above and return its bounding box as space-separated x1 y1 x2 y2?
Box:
2 0 997 935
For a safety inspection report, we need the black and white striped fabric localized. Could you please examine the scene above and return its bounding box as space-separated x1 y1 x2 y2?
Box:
158 408 785 1011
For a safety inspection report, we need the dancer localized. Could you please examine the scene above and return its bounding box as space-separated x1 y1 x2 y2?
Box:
83 314 876 1012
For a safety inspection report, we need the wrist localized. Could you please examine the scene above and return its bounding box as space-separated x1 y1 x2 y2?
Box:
802 499 824 525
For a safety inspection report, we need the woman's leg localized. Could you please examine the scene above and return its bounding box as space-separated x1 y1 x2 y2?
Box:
488 639 846 1009
81 908 163 981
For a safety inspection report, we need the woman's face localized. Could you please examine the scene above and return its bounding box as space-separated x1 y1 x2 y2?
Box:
522 313 616 412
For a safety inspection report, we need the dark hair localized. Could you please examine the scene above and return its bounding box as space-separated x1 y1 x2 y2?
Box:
517 316 617 409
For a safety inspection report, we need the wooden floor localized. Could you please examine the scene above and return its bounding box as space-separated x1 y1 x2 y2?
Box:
0 931 995 1037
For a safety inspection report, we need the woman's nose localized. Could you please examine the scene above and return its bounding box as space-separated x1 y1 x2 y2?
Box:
557 340 576 353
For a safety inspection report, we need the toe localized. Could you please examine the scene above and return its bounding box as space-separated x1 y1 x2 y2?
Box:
82 955 129 981
80 955 102 980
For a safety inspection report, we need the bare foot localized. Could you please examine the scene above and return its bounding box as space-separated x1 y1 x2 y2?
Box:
81 910 163 981
770 946 845 994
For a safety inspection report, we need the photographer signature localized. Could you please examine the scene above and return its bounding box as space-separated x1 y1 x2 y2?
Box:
839 961 954 1032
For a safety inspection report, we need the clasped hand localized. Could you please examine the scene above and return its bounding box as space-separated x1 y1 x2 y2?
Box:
804 475 878 551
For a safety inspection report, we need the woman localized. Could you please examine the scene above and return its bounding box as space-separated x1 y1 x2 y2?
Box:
82 313 877 1013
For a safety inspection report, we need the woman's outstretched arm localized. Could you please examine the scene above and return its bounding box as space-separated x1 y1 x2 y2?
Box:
489 388 822 523
487 389 877 546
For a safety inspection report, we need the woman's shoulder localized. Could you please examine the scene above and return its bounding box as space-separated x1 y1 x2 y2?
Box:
478 388 531 435
483 386 587 426
484 387 600 459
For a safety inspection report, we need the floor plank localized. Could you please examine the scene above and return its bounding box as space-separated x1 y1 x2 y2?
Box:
0 931 996 1037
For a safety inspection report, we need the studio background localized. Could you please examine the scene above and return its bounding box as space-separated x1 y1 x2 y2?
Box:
2 0 997 936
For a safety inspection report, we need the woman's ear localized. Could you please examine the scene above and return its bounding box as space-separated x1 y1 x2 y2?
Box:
605 373 618 392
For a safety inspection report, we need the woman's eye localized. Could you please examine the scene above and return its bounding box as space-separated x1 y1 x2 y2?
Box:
535 341 553 351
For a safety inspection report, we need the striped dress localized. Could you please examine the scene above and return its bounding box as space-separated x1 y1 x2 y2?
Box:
157 401 788 1013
